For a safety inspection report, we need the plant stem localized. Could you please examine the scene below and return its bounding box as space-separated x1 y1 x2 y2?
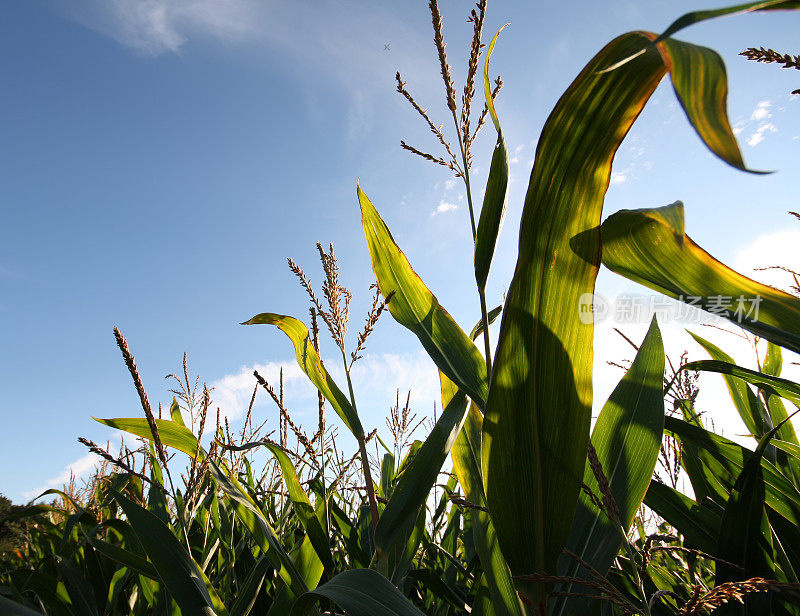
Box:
340 349 380 534
451 109 493 379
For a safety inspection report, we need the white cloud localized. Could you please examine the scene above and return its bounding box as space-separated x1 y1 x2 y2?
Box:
444 178 457 191
751 100 772 121
509 144 524 164
62 0 259 56
734 228 800 290
747 123 777 147
431 200 458 216
610 172 627 185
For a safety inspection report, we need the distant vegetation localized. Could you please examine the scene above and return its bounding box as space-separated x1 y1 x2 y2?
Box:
3 1 800 615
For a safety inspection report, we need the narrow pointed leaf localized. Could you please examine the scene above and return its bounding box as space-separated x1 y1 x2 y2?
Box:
474 26 510 291
682 360 800 407
601 202 800 354
359 185 488 408
557 317 665 614
291 568 425 616
689 332 771 438
206 461 309 598
665 417 800 526
94 417 203 457
110 489 225 616
470 305 502 341
643 481 721 553
242 313 364 437
264 443 334 570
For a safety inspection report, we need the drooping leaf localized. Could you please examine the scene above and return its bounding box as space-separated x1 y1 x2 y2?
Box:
0 596 46 616
682 360 800 407
290 568 425 616
665 417 800 526
557 317 665 615
688 332 771 439
482 28 746 603
375 373 469 555
207 461 309 598
469 305 502 342
474 26 510 292
242 313 364 438
230 554 271 616
94 417 203 458
601 203 800 354
643 481 721 553
264 443 333 570
359 185 488 409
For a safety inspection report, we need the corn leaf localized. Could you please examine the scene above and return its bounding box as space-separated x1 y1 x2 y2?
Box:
556 317 664 615
601 202 800 354
110 489 225 616
359 185 488 408
474 27 509 292
242 313 364 438
94 417 203 458
207 461 309 598
451 405 525 616
482 29 744 602
682 360 800 407
291 568 425 616
665 417 800 526
0 596 46 616
643 481 721 553
689 332 771 439
264 443 334 571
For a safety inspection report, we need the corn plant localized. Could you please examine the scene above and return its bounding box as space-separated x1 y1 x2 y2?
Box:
3 1 800 615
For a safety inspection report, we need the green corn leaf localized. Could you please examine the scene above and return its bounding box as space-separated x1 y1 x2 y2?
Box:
110 489 226 616
482 28 746 602
643 481 721 553
229 554 271 616
600 1 800 73
665 417 800 527
94 417 203 458
469 305 502 342
451 404 525 616
291 568 425 616
54 556 99 616
601 203 800 354
242 313 364 438
682 360 800 407
264 443 334 570
265 536 325 616
557 317 665 615
374 372 469 555
359 185 488 409
169 397 186 427
764 342 784 377
657 0 800 43
0 596 46 616
84 535 159 581
716 428 782 614
474 26 510 292
689 332 771 439
207 461 309 598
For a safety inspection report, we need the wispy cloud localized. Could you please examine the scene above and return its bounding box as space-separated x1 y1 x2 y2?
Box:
431 200 458 216
747 122 777 147
610 171 627 185
751 100 772 121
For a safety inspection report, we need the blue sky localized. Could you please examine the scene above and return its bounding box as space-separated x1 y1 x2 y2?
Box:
1 0 798 502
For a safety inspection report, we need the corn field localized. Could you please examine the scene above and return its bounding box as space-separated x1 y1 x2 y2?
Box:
3 1 800 615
